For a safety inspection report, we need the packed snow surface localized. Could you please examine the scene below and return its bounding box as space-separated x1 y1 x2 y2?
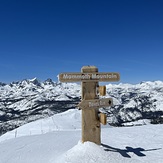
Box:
0 109 163 163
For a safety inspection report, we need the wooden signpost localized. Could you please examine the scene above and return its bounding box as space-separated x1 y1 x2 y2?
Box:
59 66 120 145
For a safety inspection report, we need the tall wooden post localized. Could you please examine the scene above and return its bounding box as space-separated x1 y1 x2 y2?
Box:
81 66 101 145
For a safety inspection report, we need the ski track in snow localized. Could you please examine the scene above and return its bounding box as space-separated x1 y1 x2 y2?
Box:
0 109 163 163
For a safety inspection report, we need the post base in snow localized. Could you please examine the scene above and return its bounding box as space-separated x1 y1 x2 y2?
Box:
81 108 101 145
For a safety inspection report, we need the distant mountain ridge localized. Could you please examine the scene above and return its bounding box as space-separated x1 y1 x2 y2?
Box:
0 78 163 135
0 78 80 135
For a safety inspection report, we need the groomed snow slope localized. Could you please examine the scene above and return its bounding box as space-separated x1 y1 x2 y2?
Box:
0 109 163 163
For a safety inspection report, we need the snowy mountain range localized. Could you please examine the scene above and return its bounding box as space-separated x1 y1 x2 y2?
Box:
0 78 163 135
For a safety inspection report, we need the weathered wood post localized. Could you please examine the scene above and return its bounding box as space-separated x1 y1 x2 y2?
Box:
81 66 101 144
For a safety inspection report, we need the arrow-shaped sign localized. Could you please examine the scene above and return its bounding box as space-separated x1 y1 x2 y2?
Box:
78 98 113 109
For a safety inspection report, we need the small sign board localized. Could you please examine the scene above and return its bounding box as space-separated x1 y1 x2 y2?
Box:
78 98 113 109
59 72 120 82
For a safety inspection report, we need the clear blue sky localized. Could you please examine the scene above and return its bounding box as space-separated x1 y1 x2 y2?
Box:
0 0 163 84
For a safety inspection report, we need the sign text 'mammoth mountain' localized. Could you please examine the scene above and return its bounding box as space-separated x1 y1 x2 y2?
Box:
59 72 120 82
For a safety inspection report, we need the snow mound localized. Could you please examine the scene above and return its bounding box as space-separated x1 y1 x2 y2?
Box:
57 141 110 163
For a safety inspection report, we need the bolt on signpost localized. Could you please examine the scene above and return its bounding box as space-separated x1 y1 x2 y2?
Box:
59 66 120 145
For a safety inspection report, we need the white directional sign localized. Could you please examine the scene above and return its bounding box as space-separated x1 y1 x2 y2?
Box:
78 98 113 109
59 72 120 82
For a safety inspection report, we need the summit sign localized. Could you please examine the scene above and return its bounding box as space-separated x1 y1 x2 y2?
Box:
59 66 120 145
59 72 120 82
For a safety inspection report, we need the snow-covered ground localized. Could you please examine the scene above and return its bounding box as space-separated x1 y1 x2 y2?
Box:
0 109 163 163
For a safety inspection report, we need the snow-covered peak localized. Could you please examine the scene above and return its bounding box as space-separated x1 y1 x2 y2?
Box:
0 79 163 136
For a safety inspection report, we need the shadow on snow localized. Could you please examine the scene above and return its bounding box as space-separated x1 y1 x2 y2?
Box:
101 143 161 158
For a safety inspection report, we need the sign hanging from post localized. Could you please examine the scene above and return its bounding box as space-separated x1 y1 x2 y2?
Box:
59 72 120 82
